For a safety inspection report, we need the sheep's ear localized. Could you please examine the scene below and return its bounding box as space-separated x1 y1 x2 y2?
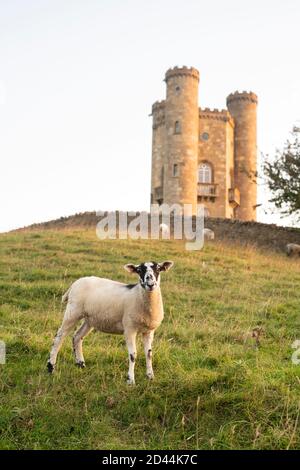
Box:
158 261 174 272
124 264 138 274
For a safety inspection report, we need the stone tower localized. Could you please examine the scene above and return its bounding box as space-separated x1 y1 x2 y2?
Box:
226 91 258 220
151 67 258 221
163 66 199 214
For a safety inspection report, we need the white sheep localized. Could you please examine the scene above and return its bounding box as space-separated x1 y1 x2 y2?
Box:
286 243 300 257
204 228 215 241
159 223 170 238
47 261 174 384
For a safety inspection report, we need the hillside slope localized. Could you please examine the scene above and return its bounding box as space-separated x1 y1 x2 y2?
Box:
1 228 300 449
15 211 300 253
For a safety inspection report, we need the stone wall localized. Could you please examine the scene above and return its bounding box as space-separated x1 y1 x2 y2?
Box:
204 217 300 252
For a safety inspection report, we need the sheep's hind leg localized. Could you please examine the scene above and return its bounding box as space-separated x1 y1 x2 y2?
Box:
47 316 78 373
125 330 137 385
142 330 154 380
73 321 93 368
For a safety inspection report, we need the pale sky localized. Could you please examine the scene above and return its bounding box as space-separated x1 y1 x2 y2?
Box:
0 0 299 232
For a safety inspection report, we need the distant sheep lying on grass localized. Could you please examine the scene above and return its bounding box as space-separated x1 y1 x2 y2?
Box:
47 261 174 384
204 228 215 241
286 243 300 257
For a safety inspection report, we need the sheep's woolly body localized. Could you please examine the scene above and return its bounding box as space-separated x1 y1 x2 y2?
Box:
66 276 164 334
203 228 215 241
159 223 170 237
286 243 300 256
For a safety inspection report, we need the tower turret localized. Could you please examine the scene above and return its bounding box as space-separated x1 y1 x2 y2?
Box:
163 66 199 214
151 100 166 205
226 91 258 221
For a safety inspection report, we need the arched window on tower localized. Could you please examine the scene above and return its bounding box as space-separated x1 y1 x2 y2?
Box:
198 162 213 184
174 121 181 134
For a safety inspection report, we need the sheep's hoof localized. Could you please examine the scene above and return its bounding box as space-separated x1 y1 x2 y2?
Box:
126 376 135 385
47 361 55 374
76 361 86 369
146 372 154 380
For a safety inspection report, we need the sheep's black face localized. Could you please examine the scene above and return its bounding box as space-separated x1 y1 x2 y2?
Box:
137 262 160 292
124 261 174 292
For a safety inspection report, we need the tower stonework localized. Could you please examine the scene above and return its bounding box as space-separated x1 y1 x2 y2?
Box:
150 67 258 221
198 108 235 219
226 91 258 221
163 67 199 214
151 100 166 204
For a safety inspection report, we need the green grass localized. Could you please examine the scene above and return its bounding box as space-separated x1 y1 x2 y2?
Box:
1 228 300 449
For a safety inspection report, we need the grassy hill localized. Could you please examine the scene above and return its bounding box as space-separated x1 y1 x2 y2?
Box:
1 227 300 449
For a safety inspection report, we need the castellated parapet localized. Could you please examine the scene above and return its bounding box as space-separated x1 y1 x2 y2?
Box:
165 66 200 82
150 67 258 221
227 91 258 105
199 108 234 125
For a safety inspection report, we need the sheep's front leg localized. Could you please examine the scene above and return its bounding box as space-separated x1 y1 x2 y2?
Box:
143 330 154 380
125 330 137 385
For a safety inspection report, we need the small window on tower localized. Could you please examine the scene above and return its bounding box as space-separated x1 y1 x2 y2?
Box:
173 164 179 177
175 85 181 94
201 132 209 141
174 121 181 134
